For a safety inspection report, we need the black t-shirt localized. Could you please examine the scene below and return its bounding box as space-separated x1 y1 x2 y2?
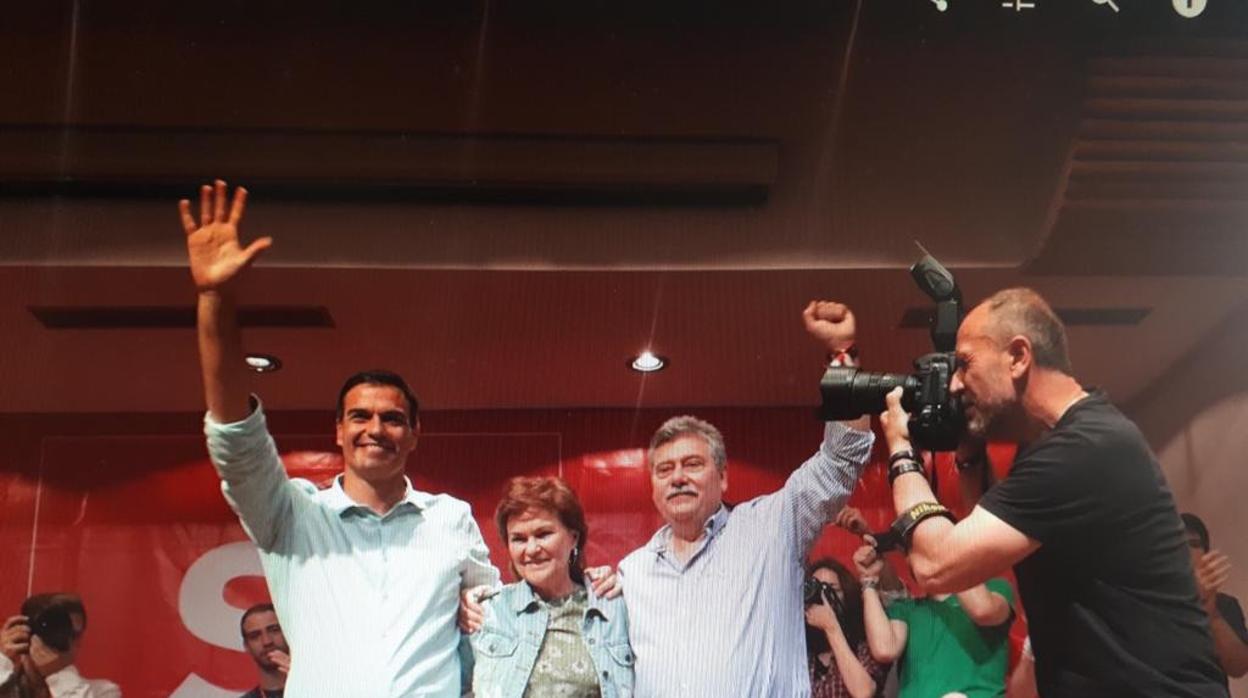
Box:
1216 593 1248 645
979 391 1226 697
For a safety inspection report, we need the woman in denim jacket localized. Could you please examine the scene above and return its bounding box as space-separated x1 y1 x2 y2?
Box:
471 476 634 698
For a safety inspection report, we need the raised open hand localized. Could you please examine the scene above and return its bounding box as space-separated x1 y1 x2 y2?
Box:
178 180 272 292
802 300 857 353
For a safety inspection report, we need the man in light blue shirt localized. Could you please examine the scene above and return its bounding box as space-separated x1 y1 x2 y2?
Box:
618 300 874 697
183 181 498 696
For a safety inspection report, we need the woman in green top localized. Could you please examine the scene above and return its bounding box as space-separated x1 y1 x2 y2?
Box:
856 542 1015 698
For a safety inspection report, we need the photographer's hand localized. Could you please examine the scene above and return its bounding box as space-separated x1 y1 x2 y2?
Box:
880 387 913 455
804 595 841 634
0 616 29 663
802 301 856 353
27 634 72 678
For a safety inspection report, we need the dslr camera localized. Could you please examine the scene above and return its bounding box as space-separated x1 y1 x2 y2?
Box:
803 578 847 620
818 247 965 451
31 606 77 653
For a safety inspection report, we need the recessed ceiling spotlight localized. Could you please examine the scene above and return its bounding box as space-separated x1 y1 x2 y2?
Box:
244 353 282 373
630 350 666 373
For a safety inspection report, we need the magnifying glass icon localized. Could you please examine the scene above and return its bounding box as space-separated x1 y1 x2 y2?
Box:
1093 0 1120 12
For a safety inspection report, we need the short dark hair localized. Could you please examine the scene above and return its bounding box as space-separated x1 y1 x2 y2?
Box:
1181 512 1210 552
336 370 420 426
240 602 277 637
21 593 86 631
980 288 1073 374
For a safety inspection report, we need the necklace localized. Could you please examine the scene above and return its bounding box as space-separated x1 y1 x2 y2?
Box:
1056 390 1089 423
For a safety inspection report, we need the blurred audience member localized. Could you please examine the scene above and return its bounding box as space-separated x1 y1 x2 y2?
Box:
0 593 120 698
239 603 289 698
857 543 1013 698
1006 636 1037 698
1183 513 1248 680
805 558 890 698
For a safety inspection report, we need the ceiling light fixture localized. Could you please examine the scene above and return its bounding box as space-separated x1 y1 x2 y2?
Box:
630 350 666 373
244 353 282 373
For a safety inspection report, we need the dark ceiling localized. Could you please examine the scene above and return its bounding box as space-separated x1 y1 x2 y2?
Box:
1 0 1245 413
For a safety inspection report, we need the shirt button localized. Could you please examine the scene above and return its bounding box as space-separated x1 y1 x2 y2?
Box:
587 638 596 646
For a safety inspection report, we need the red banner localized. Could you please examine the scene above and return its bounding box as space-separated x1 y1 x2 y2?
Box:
1 427 1020 696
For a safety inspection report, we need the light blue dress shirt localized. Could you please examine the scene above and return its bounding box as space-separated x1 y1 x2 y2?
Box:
205 400 499 697
618 421 873 698
470 582 634 698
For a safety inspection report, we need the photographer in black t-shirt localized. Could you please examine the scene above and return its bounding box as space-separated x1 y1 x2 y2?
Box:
877 287 1225 697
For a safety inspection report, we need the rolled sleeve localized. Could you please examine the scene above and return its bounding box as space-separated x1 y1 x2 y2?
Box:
460 508 501 590
783 421 875 555
204 397 294 551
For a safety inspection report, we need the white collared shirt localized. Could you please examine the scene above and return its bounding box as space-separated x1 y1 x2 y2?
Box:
619 421 873 698
0 654 121 698
205 400 499 697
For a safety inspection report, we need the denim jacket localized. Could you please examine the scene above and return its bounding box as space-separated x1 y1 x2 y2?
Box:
469 581 634 698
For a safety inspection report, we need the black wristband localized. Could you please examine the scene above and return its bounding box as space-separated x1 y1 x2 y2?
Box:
890 501 956 549
888 449 919 468
888 455 924 485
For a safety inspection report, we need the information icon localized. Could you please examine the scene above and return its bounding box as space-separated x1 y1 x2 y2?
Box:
1173 0 1207 18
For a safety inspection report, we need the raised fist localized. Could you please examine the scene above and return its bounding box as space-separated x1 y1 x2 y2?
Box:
802 301 856 354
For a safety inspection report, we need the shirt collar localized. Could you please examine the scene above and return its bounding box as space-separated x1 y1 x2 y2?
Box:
646 504 730 555
324 475 433 517
508 582 608 620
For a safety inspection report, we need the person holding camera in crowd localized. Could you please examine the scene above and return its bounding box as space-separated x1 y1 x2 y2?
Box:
0 593 120 698
877 287 1225 696
804 558 890 698
1182 513 1248 682
238 604 289 698
613 301 874 697
854 539 1013 698
469 476 633 698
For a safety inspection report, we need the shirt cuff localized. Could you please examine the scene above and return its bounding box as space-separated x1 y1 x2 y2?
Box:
203 394 266 433
821 420 875 466
204 395 273 467
44 663 86 694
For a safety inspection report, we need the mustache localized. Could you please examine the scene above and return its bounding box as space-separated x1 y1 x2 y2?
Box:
666 488 697 500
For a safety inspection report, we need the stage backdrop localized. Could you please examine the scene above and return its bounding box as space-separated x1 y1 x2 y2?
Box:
0 408 1020 696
